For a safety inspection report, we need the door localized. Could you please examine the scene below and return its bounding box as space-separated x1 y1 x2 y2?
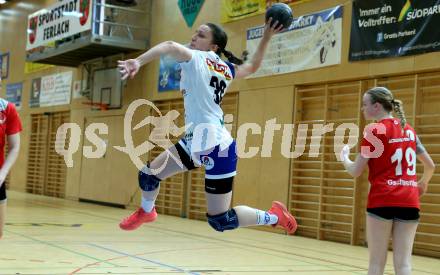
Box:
79 115 133 205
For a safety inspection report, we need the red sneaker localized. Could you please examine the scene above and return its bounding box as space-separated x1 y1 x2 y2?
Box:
119 207 157 231
268 201 297 234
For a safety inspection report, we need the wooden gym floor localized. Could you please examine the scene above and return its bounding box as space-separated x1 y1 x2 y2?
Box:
0 191 438 275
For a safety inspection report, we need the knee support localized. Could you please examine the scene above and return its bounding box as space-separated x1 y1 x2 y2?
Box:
138 166 161 192
206 208 239 232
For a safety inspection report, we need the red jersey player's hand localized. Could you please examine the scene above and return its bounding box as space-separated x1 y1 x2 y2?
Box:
340 145 350 161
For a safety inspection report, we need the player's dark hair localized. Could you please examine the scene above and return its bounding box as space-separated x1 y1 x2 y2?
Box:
206 23 244 65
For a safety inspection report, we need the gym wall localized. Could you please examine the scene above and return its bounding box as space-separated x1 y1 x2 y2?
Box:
0 0 148 203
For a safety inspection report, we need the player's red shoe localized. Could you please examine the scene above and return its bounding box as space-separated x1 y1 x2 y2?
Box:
119 207 157 231
268 201 297 234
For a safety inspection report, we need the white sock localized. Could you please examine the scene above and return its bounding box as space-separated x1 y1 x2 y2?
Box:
256 210 278 225
141 197 155 213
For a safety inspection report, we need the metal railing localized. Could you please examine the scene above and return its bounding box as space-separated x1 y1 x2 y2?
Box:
92 0 150 41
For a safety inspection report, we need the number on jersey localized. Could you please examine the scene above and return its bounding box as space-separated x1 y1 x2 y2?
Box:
390 130 417 176
210 76 226 104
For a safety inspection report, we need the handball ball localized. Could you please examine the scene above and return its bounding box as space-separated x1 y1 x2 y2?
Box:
265 3 293 29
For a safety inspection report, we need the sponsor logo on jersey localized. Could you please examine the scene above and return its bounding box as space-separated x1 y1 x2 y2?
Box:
205 58 232 80
389 137 412 143
184 131 193 142
201 156 215 170
387 179 417 187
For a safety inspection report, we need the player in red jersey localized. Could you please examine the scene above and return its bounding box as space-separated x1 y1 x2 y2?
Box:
341 87 435 275
0 76 23 239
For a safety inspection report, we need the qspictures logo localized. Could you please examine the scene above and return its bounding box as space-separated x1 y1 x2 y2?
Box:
53 99 394 174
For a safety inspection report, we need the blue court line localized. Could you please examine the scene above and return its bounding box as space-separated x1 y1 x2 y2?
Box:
25 200 359 273
22 199 369 273
88 243 200 275
23 199 417 275
5 229 119 267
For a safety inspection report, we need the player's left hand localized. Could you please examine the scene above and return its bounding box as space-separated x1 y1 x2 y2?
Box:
263 17 285 39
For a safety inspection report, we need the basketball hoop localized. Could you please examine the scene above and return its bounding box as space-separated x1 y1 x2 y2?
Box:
82 101 109 111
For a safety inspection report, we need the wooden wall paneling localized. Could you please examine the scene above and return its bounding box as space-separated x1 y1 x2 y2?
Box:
413 72 440 258
188 167 206 221
45 112 70 198
319 81 362 244
26 112 69 198
26 114 49 195
317 85 328 241
290 85 326 239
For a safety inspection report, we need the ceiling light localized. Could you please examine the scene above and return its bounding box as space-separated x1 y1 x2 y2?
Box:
0 9 20 16
17 3 37 10
62 11 83 18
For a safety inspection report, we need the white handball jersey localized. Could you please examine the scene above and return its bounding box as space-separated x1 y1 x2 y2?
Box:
179 49 235 153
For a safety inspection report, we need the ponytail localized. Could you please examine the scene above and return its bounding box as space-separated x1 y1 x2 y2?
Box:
206 22 245 65
222 48 244 65
392 99 407 130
